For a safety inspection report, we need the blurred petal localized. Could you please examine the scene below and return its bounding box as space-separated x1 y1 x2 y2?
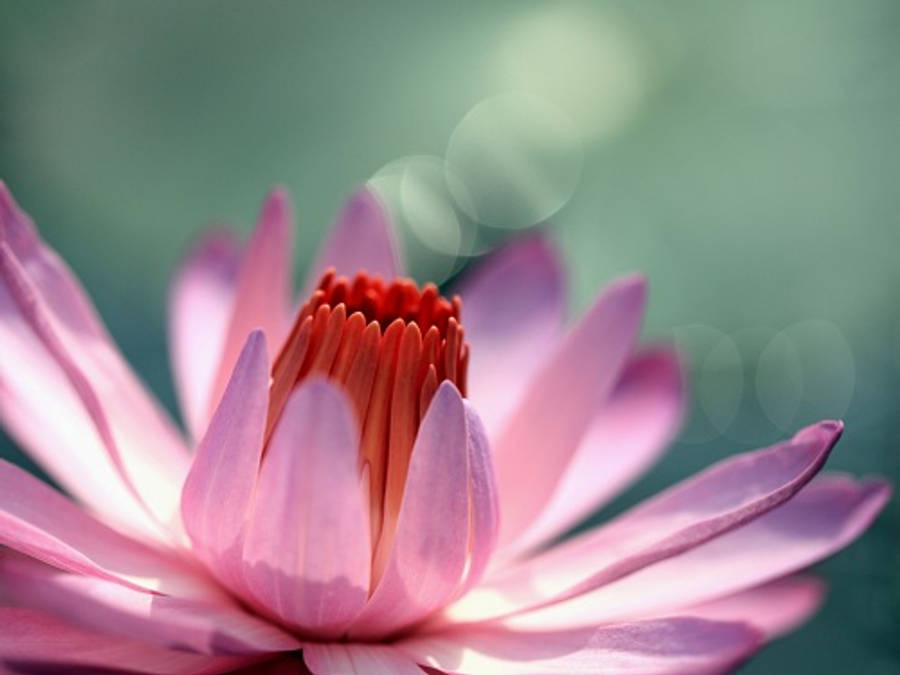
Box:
397 617 761 675
181 331 269 591
0 459 223 600
0 554 299 655
447 421 840 624
303 644 424 674
0 608 251 674
494 275 646 548
505 475 888 630
348 383 471 639
456 234 565 439
242 380 370 636
0 185 190 541
168 230 241 440
680 576 825 640
305 187 402 290
0 182 106 340
515 347 685 553
208 188 293 423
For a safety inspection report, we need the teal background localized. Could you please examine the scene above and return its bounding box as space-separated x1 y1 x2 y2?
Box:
1 1 897 672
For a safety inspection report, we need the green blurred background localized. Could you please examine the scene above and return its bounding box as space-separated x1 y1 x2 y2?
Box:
1 1 897 671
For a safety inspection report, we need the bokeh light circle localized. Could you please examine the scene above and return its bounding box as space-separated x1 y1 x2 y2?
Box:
755 330 803 432
757 319 855 429
490 5 651 142
723 327 792 445
368 155 479 284
445 92 583 230
672 324 743 444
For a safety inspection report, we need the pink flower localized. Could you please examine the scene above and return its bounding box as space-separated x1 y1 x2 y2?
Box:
0 181 889 674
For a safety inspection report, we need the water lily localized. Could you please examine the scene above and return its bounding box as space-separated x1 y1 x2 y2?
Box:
0 181 889 674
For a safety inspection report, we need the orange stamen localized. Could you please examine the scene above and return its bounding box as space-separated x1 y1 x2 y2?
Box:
265 269 469 567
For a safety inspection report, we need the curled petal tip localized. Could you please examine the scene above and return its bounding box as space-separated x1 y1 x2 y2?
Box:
794 419 844 448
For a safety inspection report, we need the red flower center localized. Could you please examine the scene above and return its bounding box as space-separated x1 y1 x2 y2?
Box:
267 269 469 557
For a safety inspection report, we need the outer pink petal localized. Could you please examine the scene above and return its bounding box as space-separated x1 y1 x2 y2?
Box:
0 553 299 655
447 421 841 624
493 275 646 549
0 608 252 674
397 617 761 675
303 644 425 674
348 382 471 640
207 188 293 424
505 475 889 630
241 380 371 636
455 234 565 440
514 347 685 553
681 576 825 640
0 459 224 600
168 230 242 440
0 185 190 542
181 330 269 592
0 375 159 543
0 182 106 342
304 187 402 291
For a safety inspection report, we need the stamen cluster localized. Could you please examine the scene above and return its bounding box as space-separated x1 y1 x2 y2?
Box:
267 269 468 555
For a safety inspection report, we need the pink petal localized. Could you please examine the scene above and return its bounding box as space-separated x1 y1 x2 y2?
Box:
493 275 646 549
242 380 371 636
303 643 425 674
348 382 471 640
506 475 888 630
304 187 402 291
207 188 293 424
447 421 841 624
514 347 685 553
0 459 224 600
0 553 299 655
397 617 761 674
0 608 252 674
681 576 825 640
0 182 107 341
0 376 159 542
455 234 565 439
181 331 269 592
168 230 242 440
457 401 500 597
0 186 191 541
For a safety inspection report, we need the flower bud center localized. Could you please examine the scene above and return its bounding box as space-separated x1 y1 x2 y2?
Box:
266 269 468 553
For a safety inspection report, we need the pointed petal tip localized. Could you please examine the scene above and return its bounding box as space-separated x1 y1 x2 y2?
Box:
594 273 648 326
611 272 648 300
350 183 384 209
245 328 269 356
511 229 564 262
436 378 462 397
863 477 892 503
259 186 294 229
432 379 465 414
